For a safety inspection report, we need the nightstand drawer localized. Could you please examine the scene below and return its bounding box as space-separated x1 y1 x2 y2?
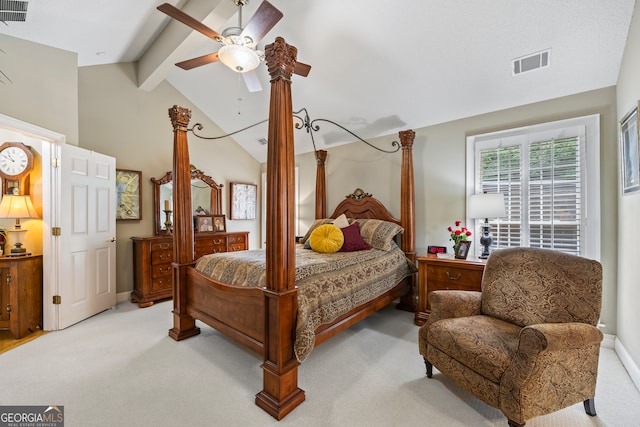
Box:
426 265 483 288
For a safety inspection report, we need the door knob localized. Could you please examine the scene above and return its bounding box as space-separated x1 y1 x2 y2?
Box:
109 237 116 242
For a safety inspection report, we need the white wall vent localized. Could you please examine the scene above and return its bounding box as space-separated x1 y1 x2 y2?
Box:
512 49 550 76
258 138 268 145
0 0 28 22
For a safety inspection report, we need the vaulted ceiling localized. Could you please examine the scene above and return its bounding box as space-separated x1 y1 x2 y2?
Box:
1 0 636 162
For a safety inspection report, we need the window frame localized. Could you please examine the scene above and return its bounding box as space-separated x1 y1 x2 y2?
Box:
465 114 601 260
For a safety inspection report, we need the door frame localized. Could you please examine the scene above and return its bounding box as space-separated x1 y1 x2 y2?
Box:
0 112 65 330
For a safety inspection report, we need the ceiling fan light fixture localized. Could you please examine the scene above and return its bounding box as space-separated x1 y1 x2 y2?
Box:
218 44 261 73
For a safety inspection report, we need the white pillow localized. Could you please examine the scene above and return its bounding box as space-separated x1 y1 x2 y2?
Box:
332 213 350 228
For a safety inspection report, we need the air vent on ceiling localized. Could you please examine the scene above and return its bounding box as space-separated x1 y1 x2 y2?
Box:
512 49 550 76
258 138 268 145
0 0 28 22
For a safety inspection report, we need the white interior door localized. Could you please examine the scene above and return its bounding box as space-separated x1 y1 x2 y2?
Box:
57 144 116 329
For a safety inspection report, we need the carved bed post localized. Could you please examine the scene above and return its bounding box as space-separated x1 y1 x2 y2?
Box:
168 105 200 341
397 129 417 312
255 37 306 419
315 150 327 219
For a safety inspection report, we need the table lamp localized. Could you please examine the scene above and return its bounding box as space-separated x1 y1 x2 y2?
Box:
0 194 39 256
468 193 506 259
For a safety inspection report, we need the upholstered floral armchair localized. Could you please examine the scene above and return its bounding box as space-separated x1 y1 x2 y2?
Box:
418 247 603 427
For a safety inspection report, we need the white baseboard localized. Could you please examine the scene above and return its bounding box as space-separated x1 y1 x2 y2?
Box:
614 337 640 394
116 291 132 304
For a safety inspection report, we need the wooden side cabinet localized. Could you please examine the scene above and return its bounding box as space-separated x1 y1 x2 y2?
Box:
414 254 485 326
131 232 249 308
0 255 43 339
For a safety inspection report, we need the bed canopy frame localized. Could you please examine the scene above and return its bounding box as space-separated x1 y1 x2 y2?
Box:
166 36 415 419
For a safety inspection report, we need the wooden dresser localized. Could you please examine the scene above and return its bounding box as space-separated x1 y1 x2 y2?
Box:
131 232 249 307
414 253 485 325
0 255 43 339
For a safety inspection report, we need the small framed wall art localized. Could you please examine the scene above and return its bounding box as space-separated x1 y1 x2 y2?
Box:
620 103 640 194
230 182 257 220
116 169 142 220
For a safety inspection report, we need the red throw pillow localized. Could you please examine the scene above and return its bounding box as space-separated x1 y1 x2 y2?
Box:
339 222 370 252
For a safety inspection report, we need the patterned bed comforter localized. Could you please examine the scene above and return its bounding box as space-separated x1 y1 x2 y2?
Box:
194 244 417 361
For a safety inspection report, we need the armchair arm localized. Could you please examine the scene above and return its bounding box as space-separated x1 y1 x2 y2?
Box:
518 323 603 354
427 290 482 323
500 323 603 423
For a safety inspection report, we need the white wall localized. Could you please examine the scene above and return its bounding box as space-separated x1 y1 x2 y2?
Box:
0 34 79 144
77 62 262 294
615 1 640 386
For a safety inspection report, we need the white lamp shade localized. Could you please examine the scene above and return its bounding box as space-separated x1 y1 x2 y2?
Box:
468 193 506 219
0 194 39 220
218 44 261 73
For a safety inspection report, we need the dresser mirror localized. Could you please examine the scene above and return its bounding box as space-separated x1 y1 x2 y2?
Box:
151 165 222 235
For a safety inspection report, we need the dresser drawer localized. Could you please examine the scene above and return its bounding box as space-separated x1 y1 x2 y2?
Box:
151 241 172 252
150 276 172 294
228 235 246 244
228 243 246 252
151 264 172 279
151 250 173 265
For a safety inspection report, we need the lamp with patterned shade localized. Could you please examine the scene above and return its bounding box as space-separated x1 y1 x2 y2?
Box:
0 194 39 256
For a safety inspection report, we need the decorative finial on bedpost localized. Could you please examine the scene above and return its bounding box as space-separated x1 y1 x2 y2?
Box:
168 105 191 132
399 129 415 148
265 37 296 82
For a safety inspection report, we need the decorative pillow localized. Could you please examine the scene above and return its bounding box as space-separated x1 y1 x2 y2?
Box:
332 213 350 229
357 219 404 251
300 218 335 244
339 221 369 252
309 224 344 253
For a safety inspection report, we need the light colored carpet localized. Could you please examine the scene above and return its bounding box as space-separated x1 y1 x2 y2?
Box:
1 300 638 427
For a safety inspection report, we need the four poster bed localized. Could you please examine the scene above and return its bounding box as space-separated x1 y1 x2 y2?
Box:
167 37 417 419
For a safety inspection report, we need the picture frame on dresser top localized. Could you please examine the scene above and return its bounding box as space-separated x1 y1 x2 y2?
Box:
212 214 226 232
195 215 215 232
455 240 471 259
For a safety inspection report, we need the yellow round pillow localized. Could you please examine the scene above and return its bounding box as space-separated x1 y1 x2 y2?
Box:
309 224 344 253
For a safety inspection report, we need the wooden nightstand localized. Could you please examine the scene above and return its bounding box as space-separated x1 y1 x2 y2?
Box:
0 255 43 338
414 254 485 326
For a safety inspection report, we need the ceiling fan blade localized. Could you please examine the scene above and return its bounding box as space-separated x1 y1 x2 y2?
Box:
157 3 222 41
293 62 311 77
176 52 220 70
242 70 263 93
240 1 283 44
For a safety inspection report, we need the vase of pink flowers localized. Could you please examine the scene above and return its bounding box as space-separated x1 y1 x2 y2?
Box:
448 220 472 253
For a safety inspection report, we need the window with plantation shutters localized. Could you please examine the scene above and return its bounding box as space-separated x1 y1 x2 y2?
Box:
466 115 601 260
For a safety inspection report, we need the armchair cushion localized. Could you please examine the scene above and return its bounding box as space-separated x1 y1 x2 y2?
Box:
428 315 521 383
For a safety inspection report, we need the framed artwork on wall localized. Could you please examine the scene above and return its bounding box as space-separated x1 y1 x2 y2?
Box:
620 103 640 194
116 169 142 220
230 182 257 220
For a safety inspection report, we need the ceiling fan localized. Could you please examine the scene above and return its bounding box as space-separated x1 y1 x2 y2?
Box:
158 0 310 92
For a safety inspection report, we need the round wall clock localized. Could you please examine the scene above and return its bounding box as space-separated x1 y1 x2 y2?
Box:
0 142 34 180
